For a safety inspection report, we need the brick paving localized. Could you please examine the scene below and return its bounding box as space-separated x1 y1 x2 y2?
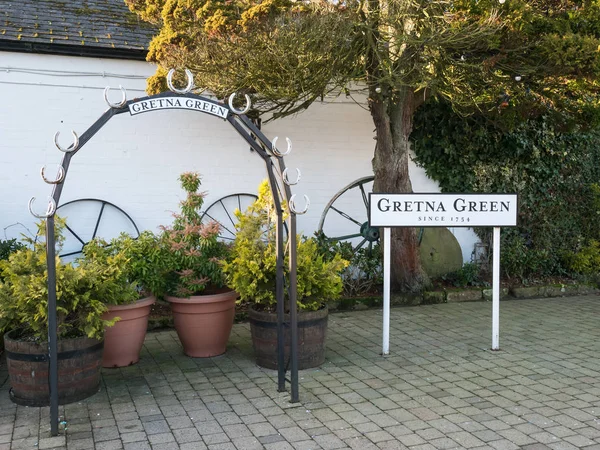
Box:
1 294 600 449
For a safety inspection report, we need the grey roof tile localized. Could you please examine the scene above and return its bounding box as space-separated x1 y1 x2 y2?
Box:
0 0 155 52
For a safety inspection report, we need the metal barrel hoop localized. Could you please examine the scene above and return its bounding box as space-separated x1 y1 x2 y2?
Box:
271 136 292 157
54 131 79 153
28 197 57 219
40 165 65 185
166 69 194 94
283 167 301 186
228 93 251 115
103 85 127 108
289 194 310 215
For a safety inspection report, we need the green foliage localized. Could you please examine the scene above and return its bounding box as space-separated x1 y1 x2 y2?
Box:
0 238 25 262
412 100 600 280
441 262 488 288
223 181 348 311
127 0 600 126
108 231 169 297
314 232 383 297
159 172 229 297
564 240 600 275
78 231 165 303
0 220 127 341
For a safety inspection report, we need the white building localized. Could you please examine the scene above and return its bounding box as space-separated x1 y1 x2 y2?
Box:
0 0 477 263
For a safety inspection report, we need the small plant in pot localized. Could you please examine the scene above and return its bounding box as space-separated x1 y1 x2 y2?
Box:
78 231 167 368
0 238 26 355
223 181 348 369
158 172 236 357
0 219 133 406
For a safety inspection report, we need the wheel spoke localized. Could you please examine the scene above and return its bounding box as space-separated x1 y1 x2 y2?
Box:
64 224 86 246
330 206 363 226
359 183 369 210
329 233 362 241
91 202 106 240
203 212 236 238
355 237 368 251
220 199 237 228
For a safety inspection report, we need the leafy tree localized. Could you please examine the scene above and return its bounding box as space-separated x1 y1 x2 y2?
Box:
126 0 600 292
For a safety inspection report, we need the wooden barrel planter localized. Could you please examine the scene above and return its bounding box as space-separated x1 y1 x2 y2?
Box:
249 306 328 370
4 330 103 407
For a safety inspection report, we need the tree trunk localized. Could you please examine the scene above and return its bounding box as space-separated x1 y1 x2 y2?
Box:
370 87 429 293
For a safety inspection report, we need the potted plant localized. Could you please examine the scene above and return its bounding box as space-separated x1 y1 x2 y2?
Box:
78 231 166 368
0 219 133 406
158 172 236 357
223 181 348 369
0 238 26 356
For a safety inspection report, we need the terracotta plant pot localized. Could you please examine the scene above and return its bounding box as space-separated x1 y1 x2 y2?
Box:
249 306 328 370
4 330 103 406
102 296 155 368
166 290 238 357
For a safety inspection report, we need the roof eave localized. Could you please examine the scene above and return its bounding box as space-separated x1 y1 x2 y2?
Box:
0 40 148 61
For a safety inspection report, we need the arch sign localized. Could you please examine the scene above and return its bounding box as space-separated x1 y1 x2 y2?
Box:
29 69 306 436
369 193 518 355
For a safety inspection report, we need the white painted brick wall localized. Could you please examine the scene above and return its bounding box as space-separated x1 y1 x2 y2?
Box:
0 51 478 261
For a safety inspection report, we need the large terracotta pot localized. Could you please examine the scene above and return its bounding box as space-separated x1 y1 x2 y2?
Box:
4 330 103 406
166 290 238 357
249 306 328 370
102 296 155 368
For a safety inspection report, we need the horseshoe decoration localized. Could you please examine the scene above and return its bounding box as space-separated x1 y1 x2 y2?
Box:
272 137 292 157
40 165 65 185
289 194 310 215
228 93 251 115
166 69 194 94
103 85 127 108
28 197 57 219
283 168 301 186
54 131 79 153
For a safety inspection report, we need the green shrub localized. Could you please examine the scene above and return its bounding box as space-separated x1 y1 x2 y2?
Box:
441 262 488 288
158 172 230 297
315 232 382 297
0 238 26 262
0 220 135 341
412 100 600 279
564 240 600 275
223 181 348 311
80 231 168 300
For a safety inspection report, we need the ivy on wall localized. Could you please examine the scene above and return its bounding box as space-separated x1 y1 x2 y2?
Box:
411 101 600 280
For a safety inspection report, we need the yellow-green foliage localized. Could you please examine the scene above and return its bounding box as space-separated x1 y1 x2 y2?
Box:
565 240 600 275
0 220 138 341
223 180 348 311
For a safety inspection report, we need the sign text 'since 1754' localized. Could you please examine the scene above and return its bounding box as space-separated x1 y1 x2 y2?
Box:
369 193 518 227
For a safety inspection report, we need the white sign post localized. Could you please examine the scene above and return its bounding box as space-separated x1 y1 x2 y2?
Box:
369 193 518 353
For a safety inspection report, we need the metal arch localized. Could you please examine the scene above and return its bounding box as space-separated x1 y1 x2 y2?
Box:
40 165 65 185
54 130 79 153
104 85 127 108
228 93 251 115
283 168 301 186
271 136 292 157
36 80 301 436
289 194 310 215
166 69 194 94
28 197 56 219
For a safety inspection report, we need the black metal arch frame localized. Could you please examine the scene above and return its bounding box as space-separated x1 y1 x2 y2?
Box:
35 87 303 436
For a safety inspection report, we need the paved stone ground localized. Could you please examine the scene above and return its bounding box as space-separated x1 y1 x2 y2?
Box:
1 294 600 450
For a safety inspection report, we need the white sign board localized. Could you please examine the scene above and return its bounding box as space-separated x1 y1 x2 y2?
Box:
128 97 229 119
369 193 518 227
369 192 518 354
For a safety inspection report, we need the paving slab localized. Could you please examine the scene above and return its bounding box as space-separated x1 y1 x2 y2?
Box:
1 294 600 449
